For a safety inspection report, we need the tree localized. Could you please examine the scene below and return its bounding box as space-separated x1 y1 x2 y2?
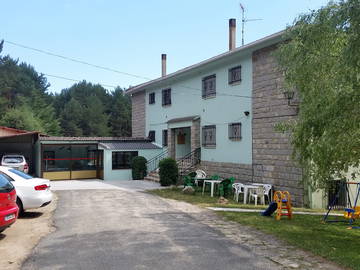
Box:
275 0 360 188
109 87 131 137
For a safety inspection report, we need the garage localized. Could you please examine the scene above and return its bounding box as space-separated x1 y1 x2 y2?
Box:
0 127 40 175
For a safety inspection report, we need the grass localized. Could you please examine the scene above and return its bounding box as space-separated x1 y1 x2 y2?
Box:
149 186 360 270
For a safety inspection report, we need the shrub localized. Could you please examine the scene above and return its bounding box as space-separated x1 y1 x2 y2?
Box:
131 156 147 180
159 158 179 186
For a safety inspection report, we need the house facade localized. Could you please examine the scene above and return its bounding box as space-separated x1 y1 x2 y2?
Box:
127 19 310 207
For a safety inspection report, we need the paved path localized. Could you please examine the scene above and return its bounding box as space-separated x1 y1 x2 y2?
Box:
23 181 341 270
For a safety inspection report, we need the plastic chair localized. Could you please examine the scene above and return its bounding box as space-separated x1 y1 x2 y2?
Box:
183 175 195 187
194 169 206 186
233 183 245 202
249 186 265 206
219 177 235 197
263 184 273 203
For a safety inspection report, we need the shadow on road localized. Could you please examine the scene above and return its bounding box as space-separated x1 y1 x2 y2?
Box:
19 212 43 219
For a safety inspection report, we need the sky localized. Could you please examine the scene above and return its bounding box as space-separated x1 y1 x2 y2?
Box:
1 0 331 93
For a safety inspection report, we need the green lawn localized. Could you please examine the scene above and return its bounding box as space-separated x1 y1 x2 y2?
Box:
149 187 360 270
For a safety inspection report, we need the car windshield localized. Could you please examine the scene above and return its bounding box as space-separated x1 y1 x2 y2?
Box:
3 156 24 163
0 174 14 193
9 169 33 180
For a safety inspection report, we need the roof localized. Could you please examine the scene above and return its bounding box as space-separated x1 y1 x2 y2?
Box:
0 131 40 140
126 30 285 95
167 116 200 124
98 142 161 150
39 136 151 142
0 126 31 134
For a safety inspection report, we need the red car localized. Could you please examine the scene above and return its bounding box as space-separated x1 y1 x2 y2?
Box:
0 173 19 233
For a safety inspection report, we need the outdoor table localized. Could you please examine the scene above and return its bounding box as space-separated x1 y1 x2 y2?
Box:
202 179 222 197
243 184 260 204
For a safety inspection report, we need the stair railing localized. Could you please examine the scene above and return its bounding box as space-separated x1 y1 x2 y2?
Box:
146 148 169 173
177 148 201 179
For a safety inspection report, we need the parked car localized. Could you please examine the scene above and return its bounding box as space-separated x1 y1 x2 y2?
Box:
0 173 19 233
1 154 29 173
0 166 52 215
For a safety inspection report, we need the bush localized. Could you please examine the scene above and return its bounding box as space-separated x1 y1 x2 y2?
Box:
131 156 147 180
159 158 179 186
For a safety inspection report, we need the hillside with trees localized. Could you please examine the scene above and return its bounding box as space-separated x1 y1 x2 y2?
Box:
0 41 131 137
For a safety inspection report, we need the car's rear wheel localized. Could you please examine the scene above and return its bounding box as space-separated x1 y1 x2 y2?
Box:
0 229 4 233
16 198 24 216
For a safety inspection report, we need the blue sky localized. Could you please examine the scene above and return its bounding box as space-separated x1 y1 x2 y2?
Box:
1 0 330 93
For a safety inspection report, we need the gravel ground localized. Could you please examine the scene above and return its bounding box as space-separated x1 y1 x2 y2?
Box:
0 194 57 270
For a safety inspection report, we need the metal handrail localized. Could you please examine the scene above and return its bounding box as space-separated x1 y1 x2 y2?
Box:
146 148 169 173
177 148 201 177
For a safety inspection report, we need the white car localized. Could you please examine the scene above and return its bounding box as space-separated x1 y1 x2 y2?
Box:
1 154 29 173
0 166 52 214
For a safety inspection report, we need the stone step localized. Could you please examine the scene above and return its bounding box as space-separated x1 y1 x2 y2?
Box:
144 175 160 182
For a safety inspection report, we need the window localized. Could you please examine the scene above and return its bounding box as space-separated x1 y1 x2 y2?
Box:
43 151 55 166
202 125 216 147
228 122 242 140
202 74 216 98
162 129 168 146
149 92 155 104
8 169 33 180
148 130 156 142
228 66 242 84
112 151 138 170
162 88 171 106
0 174 14 192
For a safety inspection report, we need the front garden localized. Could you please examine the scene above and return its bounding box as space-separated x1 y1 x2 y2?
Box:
149 187 360 270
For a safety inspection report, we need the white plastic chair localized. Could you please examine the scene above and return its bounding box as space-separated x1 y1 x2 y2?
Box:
194 169 206 186
249 186 265 206
263 184 273 203
232 183 245 202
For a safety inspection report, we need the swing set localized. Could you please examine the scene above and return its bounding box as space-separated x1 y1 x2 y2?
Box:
323 181 360 228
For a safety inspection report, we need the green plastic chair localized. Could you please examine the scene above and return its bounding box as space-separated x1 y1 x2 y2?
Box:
211 174 220 180
219 177 235 197
183 175 195 187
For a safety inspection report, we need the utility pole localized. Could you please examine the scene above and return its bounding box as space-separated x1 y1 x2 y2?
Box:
240 3 263 46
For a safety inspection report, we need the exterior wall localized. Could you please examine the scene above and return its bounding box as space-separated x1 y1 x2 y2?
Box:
102 148 162 181
252 45 304 206
131 92 146 137
199 161 252 182
145 53 253 165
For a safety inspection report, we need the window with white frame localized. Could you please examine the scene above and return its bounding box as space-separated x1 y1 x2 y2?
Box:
202 74 216 98
228 66 241 84
202 125 216 147
228 122 242 140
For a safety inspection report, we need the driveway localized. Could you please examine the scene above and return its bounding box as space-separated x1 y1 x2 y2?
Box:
22 180 340 270
22 180 276 270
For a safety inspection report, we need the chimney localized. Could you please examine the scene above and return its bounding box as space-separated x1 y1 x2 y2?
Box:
161 54 167 77
229 18 236 51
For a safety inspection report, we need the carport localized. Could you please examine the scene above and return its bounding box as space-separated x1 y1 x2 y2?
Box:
0 132 40 175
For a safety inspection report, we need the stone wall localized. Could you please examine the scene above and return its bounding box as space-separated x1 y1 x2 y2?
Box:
199 161 252 183
131 92 146 137
190 118 200 152
252 44 303 206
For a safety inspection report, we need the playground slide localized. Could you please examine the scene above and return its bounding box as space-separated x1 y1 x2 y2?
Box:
262 202 278 216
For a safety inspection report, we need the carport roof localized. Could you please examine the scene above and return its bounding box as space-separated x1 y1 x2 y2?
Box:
98 142 161 150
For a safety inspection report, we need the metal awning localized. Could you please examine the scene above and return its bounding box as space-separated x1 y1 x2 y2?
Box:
98 141 161 150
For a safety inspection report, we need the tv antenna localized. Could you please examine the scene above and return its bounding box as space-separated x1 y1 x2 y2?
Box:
240 3 263 46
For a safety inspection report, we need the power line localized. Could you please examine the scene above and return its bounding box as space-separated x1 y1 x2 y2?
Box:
4 40 152 81
4 39 254 99
43 73 118 89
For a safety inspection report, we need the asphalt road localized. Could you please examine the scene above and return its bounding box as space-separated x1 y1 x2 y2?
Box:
22 187 279 270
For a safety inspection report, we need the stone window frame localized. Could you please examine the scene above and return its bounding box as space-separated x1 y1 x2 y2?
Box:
162 129 168 147
149 92 155 104
202 74 216 98
162 88 171 106
228 65 242 85
148 130 156 142
202 125 216 147
228 122 242 140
